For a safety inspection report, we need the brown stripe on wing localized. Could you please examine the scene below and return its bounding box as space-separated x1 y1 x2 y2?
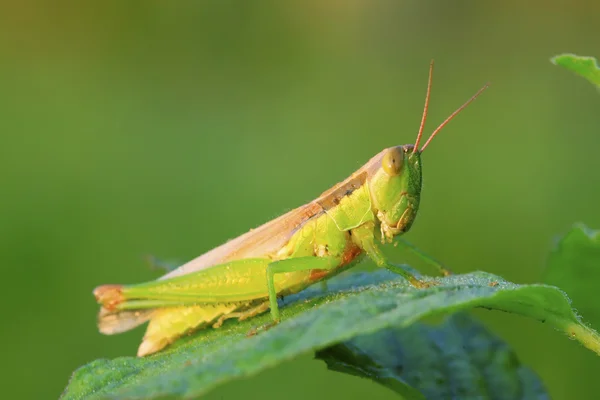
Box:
315 171 368 211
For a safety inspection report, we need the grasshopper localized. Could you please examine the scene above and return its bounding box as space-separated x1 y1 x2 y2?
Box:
94 62 488 356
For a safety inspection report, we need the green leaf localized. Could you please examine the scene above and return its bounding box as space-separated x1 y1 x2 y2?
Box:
316 313 548 399
543 223 600 328
63 270 600 400
551 53 600 88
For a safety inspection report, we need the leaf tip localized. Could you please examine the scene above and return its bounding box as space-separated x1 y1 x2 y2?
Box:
550 53 600 87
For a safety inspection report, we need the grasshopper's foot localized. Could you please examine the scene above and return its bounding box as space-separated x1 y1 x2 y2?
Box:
408 278 439 289
246 319 280 337
214 302 271 329
431 264 451 281
212 314 237 329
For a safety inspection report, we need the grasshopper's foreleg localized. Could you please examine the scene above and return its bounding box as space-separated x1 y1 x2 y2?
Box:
351 223 430 288
266 256 340 322
393 237 452 276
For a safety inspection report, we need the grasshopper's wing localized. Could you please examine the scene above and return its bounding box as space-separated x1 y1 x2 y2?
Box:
98 308 154 334
161 202 323 279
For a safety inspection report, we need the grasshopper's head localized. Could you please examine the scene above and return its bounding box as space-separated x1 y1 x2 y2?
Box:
369 144 422 241
368 61 488 242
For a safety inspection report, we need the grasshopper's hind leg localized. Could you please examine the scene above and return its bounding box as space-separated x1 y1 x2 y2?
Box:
246 256 339 336
265 256 340 322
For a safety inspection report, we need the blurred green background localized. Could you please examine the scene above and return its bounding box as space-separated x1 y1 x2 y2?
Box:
1 1 600 399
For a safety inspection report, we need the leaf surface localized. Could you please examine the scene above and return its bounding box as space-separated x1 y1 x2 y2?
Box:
317 313 549 399
63 269 600 399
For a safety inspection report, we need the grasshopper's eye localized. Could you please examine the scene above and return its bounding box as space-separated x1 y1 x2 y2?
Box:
382 147 404 176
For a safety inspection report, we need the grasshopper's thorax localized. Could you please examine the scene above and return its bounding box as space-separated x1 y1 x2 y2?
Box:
368 144 422 243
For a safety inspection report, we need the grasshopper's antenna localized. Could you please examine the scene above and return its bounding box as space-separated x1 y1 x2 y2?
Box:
413 60 434 153
420 82 489 153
